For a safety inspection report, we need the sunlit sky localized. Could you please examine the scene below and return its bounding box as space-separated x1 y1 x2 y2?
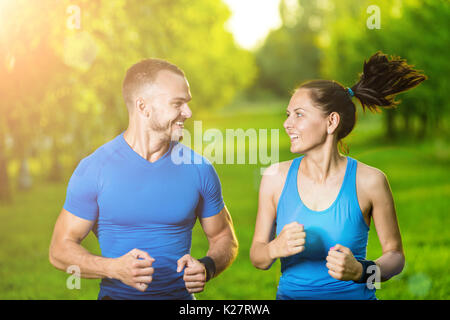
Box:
223 0 282 50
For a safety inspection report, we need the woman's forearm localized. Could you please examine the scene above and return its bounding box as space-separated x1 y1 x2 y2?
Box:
250 241 276 270
375 250 405 282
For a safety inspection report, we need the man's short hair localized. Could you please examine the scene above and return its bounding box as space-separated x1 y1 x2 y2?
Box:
122 58 185 110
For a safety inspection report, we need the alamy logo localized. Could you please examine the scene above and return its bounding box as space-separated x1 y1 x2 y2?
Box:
367 5 381 29
366 264 381 290
66 265 81 290
171 121 280 175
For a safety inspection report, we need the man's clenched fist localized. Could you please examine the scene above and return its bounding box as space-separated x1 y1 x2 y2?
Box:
111 248 155 292
177 254 207 294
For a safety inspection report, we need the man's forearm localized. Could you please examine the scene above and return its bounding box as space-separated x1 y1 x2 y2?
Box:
49 240 114 279
375 250 405 282
205 234 238 277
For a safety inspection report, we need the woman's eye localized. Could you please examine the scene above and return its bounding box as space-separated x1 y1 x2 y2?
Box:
296 113 302 117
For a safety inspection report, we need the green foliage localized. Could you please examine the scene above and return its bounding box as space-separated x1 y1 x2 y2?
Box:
251 0 449 139
0 0 256 201
320 0 449 138
251 0 322 98
0 104 448 299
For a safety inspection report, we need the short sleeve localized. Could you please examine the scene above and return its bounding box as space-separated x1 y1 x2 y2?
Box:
196 160 225 218
63 156 99 221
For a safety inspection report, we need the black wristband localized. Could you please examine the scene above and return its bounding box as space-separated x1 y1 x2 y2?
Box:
354 259 377 284
198 256 216 282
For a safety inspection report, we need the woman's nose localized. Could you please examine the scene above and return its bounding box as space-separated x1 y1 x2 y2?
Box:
283 116 292 130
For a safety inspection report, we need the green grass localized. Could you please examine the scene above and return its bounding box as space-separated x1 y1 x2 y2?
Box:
0 101 449 299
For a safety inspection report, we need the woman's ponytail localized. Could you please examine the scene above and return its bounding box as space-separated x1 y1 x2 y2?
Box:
351 51 427 112
296 51 427 154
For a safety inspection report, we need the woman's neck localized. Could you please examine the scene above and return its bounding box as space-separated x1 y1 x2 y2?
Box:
301 146 346 184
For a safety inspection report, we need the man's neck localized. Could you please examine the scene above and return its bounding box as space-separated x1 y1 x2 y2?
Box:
123 125 171 163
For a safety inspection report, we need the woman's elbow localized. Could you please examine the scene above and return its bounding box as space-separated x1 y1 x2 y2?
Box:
399 251 406 273
250 247 272 270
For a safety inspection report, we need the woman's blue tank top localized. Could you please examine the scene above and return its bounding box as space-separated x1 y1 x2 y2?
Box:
275 156 377 300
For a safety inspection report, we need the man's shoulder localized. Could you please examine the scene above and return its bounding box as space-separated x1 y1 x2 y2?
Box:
75 134 122 173
171 142 215 168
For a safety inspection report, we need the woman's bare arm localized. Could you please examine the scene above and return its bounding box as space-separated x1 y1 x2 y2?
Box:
368 168 405 282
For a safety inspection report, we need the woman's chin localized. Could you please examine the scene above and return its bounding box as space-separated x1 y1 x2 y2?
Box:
290 144 306 154
289 143 300 153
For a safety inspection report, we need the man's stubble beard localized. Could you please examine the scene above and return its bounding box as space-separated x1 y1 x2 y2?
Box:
149 116 183 142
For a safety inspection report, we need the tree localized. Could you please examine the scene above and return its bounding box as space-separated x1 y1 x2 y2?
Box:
0 0 257 202
320 0 449 139
251 0 322 98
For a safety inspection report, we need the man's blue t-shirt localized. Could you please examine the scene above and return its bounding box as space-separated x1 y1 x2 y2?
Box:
63 132 225 300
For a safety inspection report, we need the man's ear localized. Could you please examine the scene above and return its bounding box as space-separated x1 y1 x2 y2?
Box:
135 97 150 118
327 111 340 135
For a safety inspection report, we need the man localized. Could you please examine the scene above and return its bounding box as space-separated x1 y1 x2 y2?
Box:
49 58 238 300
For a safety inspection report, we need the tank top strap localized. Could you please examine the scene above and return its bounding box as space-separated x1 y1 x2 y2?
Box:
342 156 358 201
286 156 302 186
277 156 303 206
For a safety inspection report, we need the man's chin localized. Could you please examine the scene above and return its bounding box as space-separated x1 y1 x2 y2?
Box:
170 128 185 142
170 133 183 142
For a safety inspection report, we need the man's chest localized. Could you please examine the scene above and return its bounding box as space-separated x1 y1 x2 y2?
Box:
97 170 200 226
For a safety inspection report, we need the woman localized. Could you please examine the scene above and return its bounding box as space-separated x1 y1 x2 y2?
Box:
250 52 426 300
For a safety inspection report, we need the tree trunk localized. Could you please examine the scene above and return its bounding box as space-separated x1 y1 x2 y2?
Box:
385 109 396 141
418 112 428 139
48 142 63 182
18 157 32 190
403 112 411 135
0 150 12 203
0 125 12 203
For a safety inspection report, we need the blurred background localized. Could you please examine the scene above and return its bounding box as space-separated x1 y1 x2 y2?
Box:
0 0 448 299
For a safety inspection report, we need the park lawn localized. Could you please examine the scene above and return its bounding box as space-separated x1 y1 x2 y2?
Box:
0 101 448 299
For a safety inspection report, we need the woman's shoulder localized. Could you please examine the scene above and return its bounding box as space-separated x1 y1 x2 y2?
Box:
263 159 296 180
258 160 296 208
354 159 389 191
259 159 295 192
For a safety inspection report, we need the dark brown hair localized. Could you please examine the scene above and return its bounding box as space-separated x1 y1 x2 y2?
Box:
122 58 185 110
297 51 427 153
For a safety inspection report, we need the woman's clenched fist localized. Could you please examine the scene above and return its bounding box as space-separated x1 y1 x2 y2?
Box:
269 222 306 259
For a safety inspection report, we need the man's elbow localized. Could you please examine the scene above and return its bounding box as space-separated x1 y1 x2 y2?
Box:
229 236 239 262
223 228 239 256
48 246 58 268
48 242 65 271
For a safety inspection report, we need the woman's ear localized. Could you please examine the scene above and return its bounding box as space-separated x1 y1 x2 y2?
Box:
327 112 340 135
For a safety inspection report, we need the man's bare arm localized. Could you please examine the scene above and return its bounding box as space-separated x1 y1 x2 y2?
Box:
199 205 239 277
49 209 113 278
49 209 154 292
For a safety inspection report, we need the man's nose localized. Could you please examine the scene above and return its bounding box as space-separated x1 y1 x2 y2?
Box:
181 104 192 119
